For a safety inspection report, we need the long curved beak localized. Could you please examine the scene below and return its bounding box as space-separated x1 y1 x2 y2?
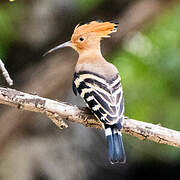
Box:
43 41 72 56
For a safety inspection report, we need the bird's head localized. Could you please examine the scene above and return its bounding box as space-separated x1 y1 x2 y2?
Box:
44 21 118 56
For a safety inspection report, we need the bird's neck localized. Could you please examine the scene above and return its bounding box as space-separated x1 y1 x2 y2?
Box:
77 48 106 64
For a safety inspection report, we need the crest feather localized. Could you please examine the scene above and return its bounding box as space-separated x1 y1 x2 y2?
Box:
72 21 118 38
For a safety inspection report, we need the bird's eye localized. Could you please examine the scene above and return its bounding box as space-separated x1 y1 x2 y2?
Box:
79 37 84 41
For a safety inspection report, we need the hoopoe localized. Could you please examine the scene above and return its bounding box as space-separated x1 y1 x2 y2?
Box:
44 21 126 164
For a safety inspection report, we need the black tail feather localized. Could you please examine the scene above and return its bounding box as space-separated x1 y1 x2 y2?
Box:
107 135 115 161
105 127 126 164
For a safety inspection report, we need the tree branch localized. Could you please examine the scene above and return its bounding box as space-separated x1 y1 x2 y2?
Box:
0 87 179 148
0 0 178 152
0 59 13 86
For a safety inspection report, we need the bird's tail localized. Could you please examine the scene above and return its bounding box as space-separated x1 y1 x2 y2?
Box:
105 126 126 164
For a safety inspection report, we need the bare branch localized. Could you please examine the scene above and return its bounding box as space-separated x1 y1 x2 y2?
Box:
0 0 178 152
0 87 179 148
0 59 13 86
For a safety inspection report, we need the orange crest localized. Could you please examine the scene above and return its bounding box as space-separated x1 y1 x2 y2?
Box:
43 21 118 56
72 21 118 39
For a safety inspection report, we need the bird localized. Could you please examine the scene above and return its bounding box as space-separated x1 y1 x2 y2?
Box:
44 21 126 164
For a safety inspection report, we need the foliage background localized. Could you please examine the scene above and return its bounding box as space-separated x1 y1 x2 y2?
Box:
0 0 179 179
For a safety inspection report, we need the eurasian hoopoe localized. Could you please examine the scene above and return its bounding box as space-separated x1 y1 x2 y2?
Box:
44 21 126 164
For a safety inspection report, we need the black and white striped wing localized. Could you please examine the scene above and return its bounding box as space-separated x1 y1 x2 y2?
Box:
73 71 124 126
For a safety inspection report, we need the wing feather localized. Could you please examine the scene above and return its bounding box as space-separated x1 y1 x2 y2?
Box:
73 71 124 125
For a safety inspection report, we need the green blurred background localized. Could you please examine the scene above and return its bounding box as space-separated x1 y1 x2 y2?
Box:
0 0 179 180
